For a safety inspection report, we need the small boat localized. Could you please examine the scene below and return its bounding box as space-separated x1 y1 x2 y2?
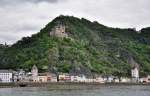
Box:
19 83 27 87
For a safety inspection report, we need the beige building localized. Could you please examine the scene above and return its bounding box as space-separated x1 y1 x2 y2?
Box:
38 73 51 82
120 77 131 83
140 75 150 83
59 73 71 82
37 73 58 82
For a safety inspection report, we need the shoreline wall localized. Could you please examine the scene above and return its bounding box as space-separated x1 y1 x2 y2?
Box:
0 82 149 88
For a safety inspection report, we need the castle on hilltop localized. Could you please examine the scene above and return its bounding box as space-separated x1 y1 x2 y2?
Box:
49 21 68 38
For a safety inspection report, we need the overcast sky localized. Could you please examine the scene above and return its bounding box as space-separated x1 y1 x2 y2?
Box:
0 0 149 44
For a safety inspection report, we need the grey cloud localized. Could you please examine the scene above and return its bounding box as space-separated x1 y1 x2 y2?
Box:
0 0 150 44
0 0 59 6
26 0 58 3
0 32 20 44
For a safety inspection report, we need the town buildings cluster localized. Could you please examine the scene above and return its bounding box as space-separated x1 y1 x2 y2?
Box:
0 63 150 83
0 41 149 84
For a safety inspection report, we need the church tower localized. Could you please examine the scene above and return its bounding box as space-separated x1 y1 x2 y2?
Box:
31 65 38 82
128 57 139 82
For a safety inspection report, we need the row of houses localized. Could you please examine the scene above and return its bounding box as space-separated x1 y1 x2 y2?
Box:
0 63 149 83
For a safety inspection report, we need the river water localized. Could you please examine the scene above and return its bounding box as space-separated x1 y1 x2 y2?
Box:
0 85 150 96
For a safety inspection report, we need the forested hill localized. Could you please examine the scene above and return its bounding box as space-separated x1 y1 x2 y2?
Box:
0 15 150 77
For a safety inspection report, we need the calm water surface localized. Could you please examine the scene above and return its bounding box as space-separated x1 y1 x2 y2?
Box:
0 85 150 96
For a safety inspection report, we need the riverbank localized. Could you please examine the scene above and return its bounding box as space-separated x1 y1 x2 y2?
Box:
0 82 150 88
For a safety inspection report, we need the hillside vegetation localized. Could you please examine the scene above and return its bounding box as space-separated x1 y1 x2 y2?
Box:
0 15 150 77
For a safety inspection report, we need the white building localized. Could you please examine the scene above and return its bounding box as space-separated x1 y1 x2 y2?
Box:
131 66 139 78
0 70 13 83
96 76 105 83
71 76 78 82
51 74 58 82
128 57 140 82
131 63 139 82
26 72 33 82
13 69 26 82
77 75 87 82
101 76 114 83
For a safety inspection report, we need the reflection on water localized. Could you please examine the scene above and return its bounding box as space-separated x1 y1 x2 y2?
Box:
0 85 150 96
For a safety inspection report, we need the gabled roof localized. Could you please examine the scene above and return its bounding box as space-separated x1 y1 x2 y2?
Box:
132 63 139 70
128 56 140 70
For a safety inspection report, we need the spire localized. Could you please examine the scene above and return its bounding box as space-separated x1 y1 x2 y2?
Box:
128 56 139 70
31 65 38 77
32 65 38 70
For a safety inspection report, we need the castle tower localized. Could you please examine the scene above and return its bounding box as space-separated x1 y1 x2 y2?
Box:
50 22 68 38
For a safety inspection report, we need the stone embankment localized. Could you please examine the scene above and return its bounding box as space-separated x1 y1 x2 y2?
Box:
0 82 149 88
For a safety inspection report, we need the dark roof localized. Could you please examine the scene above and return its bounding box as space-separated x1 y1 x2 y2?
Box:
132 63 139 69
0 70 13 73
128 57 140 69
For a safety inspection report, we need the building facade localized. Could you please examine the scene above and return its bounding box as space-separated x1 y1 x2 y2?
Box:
38 73 52 82
0 70 13 83
51 74 58 82
131 64 139 82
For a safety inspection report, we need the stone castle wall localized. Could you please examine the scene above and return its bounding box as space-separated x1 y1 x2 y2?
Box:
50 24 68 38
